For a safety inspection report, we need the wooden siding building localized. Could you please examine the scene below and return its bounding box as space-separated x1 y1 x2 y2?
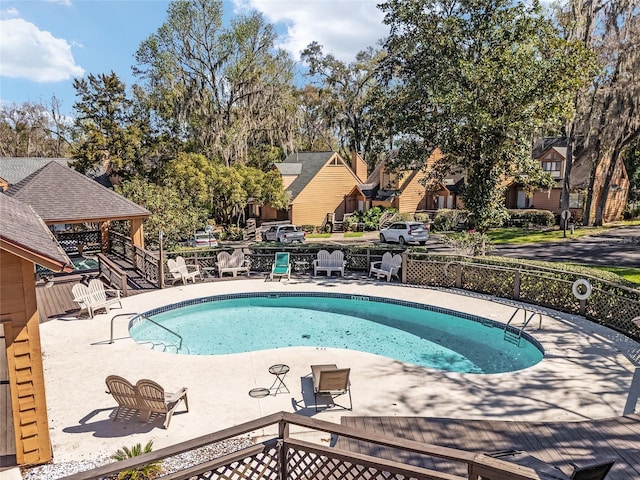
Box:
266 152 365 226
506 138 630 222
0 194 73 466
346 149 459 214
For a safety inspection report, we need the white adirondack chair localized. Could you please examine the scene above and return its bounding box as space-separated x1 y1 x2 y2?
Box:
369 252 402 281
313 250 345 276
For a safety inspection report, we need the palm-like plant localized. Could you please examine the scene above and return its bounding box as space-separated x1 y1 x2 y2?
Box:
111 440 162 480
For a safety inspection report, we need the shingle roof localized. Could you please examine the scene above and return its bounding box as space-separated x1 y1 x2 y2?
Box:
0 157 70 184
0 193 73 272
6 161 150 223
279 152 338 200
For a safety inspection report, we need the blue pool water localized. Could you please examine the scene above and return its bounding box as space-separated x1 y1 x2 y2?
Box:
129 293 544 374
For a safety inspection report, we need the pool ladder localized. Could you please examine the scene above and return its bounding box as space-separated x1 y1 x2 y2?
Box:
504 308 542 347
110 312 187 353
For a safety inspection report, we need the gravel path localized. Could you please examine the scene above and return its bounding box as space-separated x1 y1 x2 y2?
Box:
21 438 253 479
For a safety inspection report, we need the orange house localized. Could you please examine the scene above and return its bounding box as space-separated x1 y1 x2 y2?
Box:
1 194 73 466
505 137 630 222
261 151 367 226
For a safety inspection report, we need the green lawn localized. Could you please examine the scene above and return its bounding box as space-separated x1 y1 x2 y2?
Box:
486 220 640 245
305 233 331 239
343 232 364 238
486 227 603 244
591 266 640 286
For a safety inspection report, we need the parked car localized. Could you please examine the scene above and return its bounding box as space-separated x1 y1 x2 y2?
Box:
379 221 429 245
192 231 219 248
262 224 306 243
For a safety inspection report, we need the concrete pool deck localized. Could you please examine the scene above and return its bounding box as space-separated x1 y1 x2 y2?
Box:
39 276 640 464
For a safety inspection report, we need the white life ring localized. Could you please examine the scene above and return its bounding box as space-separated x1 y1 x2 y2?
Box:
572 279 592 300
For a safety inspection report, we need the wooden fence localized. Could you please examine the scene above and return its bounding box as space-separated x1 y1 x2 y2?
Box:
59 411 541 480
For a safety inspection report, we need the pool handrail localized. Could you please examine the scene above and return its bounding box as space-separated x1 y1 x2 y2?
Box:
110 313 183 352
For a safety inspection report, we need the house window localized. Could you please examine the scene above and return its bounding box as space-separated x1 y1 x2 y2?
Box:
542 161 561 172
569 192 584 208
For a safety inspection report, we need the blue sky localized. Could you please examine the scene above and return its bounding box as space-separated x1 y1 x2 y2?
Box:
0 0 388 117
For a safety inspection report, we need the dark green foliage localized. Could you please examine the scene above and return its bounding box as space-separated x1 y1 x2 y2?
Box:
111 440 161 480
115 177 206 249
378 0 592 231
344 206 387 231
432 209 469 232
505 209 555 227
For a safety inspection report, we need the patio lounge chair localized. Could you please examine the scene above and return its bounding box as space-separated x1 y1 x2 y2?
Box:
105 375 141 421
217 250 250 277
313 250 346 277
136 379 189 429
72 280 122 318
486 450 615 480
270 252 291 281
311 364 352 412
369 252 402 281
167 256 201 285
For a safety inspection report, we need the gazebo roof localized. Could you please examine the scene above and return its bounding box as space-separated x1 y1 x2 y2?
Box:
0 193 73 272
6 161 150 224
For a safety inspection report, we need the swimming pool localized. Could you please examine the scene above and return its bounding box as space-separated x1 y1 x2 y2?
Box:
129 292 544 374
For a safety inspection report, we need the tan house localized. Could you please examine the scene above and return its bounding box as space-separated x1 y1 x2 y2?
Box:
261 151 367 227
346 149 459 214
0 194 73 466
506 137 630 222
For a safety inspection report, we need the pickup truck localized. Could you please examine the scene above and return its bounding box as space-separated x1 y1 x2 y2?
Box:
262 224 306 243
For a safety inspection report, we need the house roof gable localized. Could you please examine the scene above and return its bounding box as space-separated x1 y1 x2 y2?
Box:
280 151 359 200
0 193 73 271
6 161 151 223
0 157 70 185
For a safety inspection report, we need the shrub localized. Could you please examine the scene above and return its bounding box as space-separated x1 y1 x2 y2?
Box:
624 203 640 220
414 212 432 223
441 231 494 256
111 440 162 480
300 224 316 233
506 209 555 228
433 209 469 231
217 226 245 241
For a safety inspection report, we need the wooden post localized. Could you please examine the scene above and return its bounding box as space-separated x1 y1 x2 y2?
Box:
130 218 144 250
159 231 165 289
100 221 110 253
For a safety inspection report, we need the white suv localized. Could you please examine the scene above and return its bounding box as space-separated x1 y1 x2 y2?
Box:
379 221 429 245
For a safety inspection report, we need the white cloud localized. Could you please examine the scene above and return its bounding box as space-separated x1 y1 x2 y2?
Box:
0 7 19 18
234 0 388 62
0 18 84 82
46 0 73 6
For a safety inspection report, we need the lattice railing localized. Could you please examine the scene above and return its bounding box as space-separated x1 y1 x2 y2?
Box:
54 230 101 254
405 254 640 341
58 412 537 480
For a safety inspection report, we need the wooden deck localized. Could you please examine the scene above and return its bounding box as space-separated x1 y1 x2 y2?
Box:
338 415 640 479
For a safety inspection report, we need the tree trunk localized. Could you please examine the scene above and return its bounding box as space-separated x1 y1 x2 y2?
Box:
594 147 620 225
561 124 576 212
582 139 603 226
582 168 597 225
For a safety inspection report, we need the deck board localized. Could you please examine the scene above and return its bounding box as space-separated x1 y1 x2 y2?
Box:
337 416 640 479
